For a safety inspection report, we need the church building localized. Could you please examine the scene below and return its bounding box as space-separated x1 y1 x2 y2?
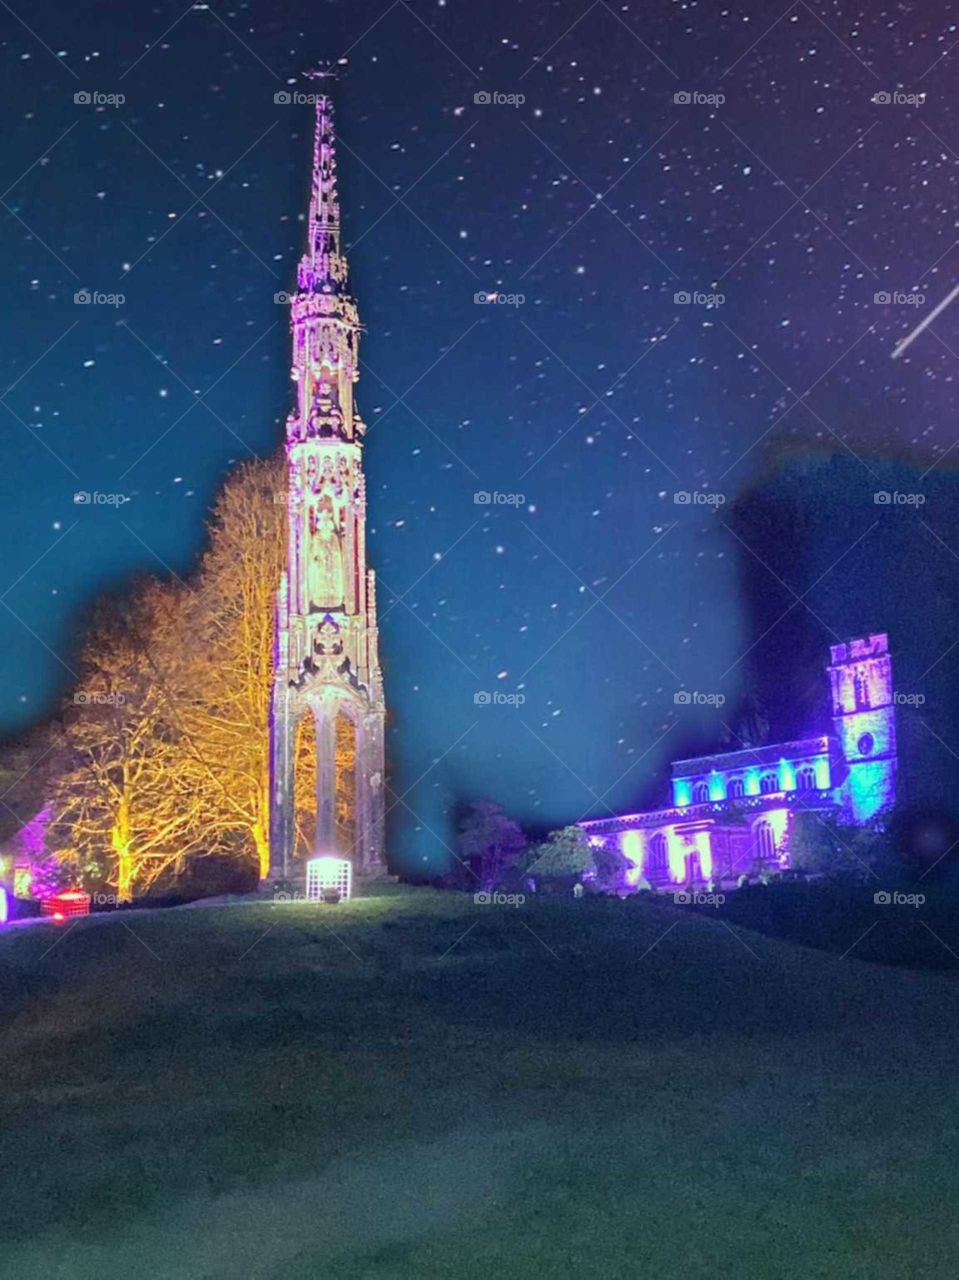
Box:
580 633 897 889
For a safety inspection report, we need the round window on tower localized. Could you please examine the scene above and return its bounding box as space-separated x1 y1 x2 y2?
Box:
857 732 875 757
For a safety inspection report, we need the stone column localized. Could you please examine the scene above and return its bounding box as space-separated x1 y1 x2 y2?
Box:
268 683 293 882
357 707 386 875
315 709 337 856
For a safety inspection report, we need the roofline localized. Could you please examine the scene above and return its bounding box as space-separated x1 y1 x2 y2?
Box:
670 735 837 775
580 791 837 831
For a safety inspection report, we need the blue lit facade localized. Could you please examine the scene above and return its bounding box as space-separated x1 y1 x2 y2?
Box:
827 633 898 823
582 633 896 888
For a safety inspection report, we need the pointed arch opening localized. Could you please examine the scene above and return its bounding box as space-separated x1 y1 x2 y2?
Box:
754 819 777 864
335 709 357 856
648 832 668 875
294 712 318 860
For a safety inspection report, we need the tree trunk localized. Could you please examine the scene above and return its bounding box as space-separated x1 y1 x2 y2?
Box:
252 817 269 881
112 798 134 903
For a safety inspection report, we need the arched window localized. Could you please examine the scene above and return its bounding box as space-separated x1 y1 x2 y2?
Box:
648 832 668 873
755 819 777 863
692 781 709 804
759 772 778 794
728 777 745 799
796 765 816 791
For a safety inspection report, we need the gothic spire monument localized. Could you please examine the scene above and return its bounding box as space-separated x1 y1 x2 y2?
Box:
267 74 387 883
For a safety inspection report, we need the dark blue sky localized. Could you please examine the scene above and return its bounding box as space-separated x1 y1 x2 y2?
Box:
2 1 958 870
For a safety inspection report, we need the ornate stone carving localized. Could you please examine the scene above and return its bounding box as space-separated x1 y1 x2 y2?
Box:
269 83 386 884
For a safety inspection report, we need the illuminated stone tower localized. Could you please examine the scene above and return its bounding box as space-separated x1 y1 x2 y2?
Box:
827 632 897 822
267 77 386 882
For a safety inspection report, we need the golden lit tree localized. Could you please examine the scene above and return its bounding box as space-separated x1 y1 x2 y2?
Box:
170 453 287 878
41 454 287 896
294 713 317 857
335 712 356 852
51 580 213 900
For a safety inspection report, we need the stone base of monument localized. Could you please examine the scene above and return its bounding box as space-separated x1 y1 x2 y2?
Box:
256 866 397 900
353 870 399 892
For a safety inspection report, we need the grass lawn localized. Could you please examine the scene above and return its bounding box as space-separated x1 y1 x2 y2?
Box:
1 884 958 1278
692 878 959 970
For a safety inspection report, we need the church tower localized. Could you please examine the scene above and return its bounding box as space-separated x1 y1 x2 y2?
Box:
827 632 897 823
267 78 386 883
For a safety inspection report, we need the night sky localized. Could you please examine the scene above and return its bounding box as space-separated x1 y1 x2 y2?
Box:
3 1 959 872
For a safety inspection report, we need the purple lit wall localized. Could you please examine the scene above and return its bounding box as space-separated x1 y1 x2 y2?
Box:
620 830 644 885
828 633 897 822
17 801 51 864
582 635 897 889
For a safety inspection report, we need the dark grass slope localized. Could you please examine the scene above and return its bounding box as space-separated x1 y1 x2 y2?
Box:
688 879 959 969
1 886 958 1278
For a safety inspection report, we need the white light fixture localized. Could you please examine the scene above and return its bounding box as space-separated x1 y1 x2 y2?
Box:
305 855 352 903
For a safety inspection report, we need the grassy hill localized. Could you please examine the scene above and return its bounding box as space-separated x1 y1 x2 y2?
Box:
1 885 957 1278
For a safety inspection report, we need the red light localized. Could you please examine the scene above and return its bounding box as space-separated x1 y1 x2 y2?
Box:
41 890 91 919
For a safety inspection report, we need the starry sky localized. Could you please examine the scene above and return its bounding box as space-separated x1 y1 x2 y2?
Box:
3 0 959 872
